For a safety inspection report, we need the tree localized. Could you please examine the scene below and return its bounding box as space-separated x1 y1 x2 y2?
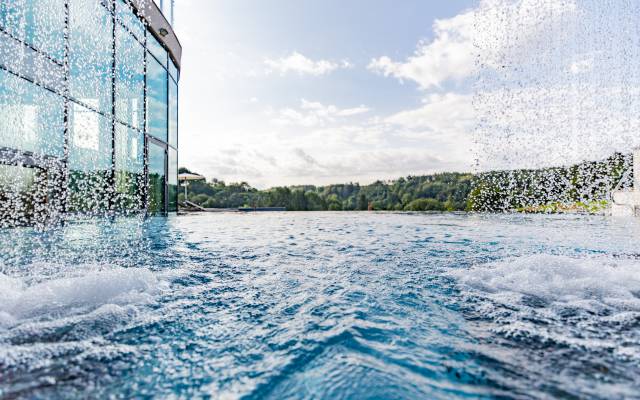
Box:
290 190 308 211
404 198 446 211
305 191 326 211
357 193 368 211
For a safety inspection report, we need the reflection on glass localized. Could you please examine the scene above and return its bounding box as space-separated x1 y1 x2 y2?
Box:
149 141 166 213
0 164 48 227
0 0 180 220
115 123 144 211
116 0 144 41
169 59 178 81
147 33 167 67
69 0 113 114
0 68 64 157
0 29 66 92
168 147 177 211
147 55 168 141
68 102 112 213
116 25 144 129
0 0 65 60
169 79 178 148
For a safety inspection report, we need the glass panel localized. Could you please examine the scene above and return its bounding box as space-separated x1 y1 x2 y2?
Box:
67 102 112 213
115 25 144 129
116 0 144 42
0 68 64 157
168 59 178 81
169 79 178 148
69 0 113 115
148 142 166 213
147 55 168 142
0 30 65 92
115 123 144 211
0 0 66 60
147 33 167 67
168 147 177 211
0 164 48 227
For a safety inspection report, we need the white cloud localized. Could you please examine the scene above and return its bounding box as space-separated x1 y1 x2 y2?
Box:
181 0 623 188
369 0 578 90
368 11 475 90
386 92 473 135
383 92 475 169
271 99 370 127
569 58 593 75
265 52 352 76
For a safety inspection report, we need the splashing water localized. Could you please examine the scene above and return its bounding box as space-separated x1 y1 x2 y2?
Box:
0 214 639 399
0 267 160 327
473 0 640 211
0 1 639 399
0 0 163 228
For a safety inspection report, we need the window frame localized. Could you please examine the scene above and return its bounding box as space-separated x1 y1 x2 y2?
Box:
0 0 179 216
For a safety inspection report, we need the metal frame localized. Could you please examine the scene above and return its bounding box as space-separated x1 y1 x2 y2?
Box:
0 0 179 218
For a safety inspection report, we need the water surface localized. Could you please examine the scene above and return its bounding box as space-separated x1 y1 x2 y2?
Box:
1 213 639 399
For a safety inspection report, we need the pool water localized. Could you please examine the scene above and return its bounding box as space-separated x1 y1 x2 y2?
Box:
1 213 639 399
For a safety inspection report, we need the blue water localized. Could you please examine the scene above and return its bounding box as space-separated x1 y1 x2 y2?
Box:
1 213 639 399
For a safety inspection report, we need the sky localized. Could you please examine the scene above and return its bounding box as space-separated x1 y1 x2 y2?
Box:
174 0 640 188
174 0 475 188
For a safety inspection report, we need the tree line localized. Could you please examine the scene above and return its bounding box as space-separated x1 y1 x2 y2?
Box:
179 169 474 211
180 152 632 213
468 152 631 212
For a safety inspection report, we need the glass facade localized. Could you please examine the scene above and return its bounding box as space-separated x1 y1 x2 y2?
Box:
147 53 168 142
0 164 44 226
0 0 179 226
148 141 166 214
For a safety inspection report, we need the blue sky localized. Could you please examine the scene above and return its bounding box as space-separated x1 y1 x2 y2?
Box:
175 0 474 187
175 0 640 187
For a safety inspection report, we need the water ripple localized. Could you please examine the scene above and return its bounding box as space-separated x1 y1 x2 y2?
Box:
0 213 639 399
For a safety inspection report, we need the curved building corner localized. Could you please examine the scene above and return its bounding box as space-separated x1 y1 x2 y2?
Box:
0 0 181 227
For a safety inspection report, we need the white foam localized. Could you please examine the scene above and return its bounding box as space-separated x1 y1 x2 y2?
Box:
453 254 640 311
0 267 162 327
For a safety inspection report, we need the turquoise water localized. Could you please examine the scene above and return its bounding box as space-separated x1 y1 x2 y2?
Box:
1 213 639 399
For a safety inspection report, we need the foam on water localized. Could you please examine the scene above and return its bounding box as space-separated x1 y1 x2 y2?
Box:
454 254 640 312
452 253 640 388
0 267 162 329
0 265 170 397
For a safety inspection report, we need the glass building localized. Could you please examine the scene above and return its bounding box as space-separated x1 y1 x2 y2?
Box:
0 0 180 227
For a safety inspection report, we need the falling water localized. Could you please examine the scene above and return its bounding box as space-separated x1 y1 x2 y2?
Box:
473 0 640 211
0 0 155 228
1 2 640 399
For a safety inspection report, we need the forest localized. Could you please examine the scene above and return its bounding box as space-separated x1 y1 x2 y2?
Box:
180 152 632 213
179 169 474 211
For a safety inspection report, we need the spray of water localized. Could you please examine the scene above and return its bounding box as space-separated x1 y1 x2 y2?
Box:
473 0 640 212
0 0 157 228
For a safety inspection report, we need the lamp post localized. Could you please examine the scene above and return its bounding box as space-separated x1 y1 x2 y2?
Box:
182 181 190 202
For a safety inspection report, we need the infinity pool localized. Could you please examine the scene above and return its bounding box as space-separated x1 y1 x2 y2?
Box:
1 213 639 399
